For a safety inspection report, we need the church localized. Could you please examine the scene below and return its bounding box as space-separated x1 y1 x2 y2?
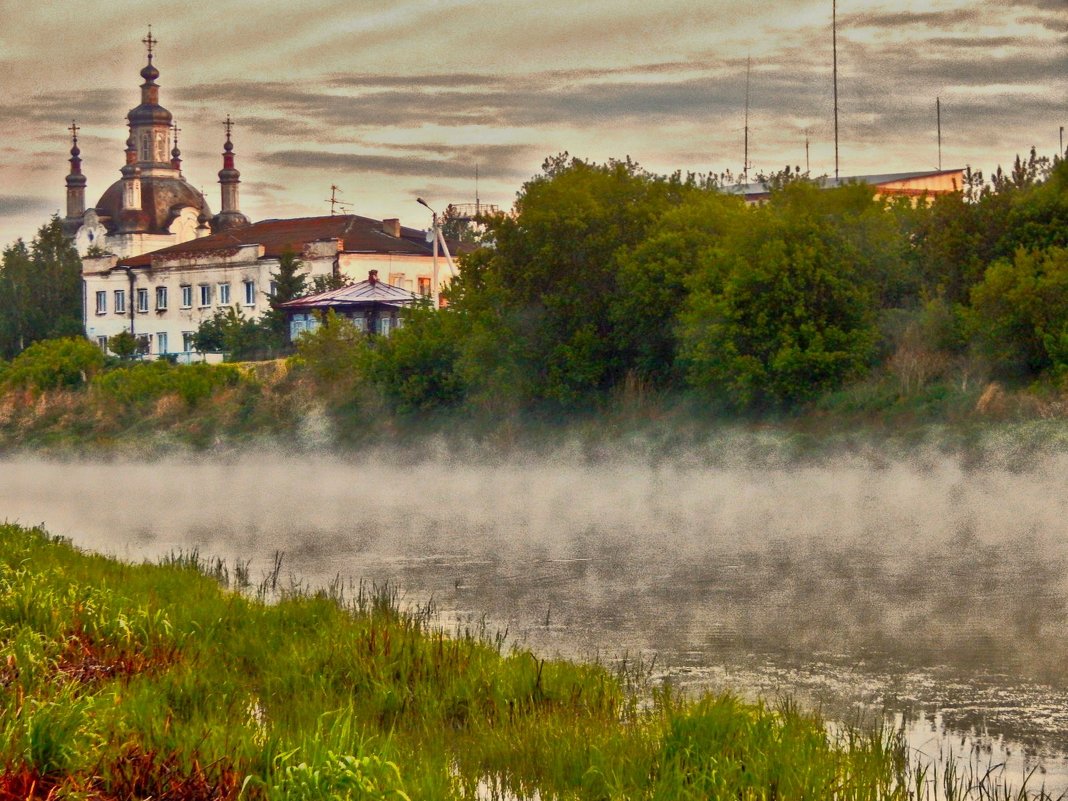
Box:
68 32 453 359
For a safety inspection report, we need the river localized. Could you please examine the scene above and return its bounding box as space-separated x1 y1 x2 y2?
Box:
2 450 1067 794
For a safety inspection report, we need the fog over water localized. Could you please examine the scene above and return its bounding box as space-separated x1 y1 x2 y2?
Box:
3 449 1068 786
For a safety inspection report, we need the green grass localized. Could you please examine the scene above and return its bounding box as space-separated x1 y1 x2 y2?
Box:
0 522 1059 800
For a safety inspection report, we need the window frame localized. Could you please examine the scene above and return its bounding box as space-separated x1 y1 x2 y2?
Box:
198 283 212 308
180 284 193 309
114 289 126 314
136 288 149 314
95 291 107 315
155 286 168 311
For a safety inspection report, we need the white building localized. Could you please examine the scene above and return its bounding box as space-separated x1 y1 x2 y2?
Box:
70 33 459 359
82 214 458 358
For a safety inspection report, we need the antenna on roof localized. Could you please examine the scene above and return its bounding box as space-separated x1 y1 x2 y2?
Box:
832 0 840 181
743 54 751 185
936 97 942 171
804 127 810 175
325 184 351 215
475 163 480 216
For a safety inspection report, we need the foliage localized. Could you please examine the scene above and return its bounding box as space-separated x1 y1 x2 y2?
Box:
969 247 1068 377
107 329 138 360
91 360 244 406
1 337 105 392
0 521 929 801
291 311 367 385
0 217 83 358
306 272 354 296
261 251 308 348
679 185 878 410
193 306 276 361
360 304 466 413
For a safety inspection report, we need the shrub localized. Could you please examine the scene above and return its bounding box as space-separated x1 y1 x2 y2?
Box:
291 311 366 385
2 337 105 392
91 360 244 406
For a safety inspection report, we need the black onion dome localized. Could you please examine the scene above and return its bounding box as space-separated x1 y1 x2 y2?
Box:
94 176 212 235
140 62 160 83
128 102 173 127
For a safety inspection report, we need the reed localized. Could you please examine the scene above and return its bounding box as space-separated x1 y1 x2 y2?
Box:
0 522 1059 800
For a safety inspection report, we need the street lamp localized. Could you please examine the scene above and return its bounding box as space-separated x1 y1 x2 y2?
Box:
416 198 440 307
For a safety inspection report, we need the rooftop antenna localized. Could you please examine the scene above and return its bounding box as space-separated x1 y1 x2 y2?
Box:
832 0 840 181
325 184 351 215
1060 126 1064 157
475 163 480 215
804 127 810 174
743 54 751 184
936 97 942 171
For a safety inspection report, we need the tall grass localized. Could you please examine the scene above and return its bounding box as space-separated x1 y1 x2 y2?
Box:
0 522 1058 800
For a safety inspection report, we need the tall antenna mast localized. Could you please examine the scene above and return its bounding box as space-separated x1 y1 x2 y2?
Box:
804 128 810 174
936 97 942 171
833 0 840 181
325 184 350 215
475 163 480 215
743 54 751 184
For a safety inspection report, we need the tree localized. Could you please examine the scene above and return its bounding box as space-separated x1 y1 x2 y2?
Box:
108 329 138 360
452 155 688 406
968 247 1068 377
678 195 878 410
261 250 307 348
0 216 83 357
192 307 271 361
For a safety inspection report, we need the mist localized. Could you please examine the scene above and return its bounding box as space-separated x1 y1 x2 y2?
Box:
3 446 1068 757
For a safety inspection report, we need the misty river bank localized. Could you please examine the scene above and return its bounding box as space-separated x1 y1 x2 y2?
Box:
3 444 1068 791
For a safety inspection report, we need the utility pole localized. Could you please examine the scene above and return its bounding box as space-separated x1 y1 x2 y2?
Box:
1061 126 1064 157
833 0 840 181
937 97 942 171
804 128 810 175
417 198 439 307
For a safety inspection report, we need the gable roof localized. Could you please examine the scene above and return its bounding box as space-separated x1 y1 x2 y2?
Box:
117 214 450 267
280 275 420 310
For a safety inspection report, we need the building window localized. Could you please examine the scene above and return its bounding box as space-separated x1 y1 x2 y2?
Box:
137 288 149 313
156 286 168 310
380 317 392 336
157 332 168 355
199 283 212 307
218 282 230 305
180 284 192 308
95 291 107 314
114 290 126 314
96 335 108 352
417 276 431 297
269 280 278 297
243 280 256 306
182 331 195 353
351 316 366 332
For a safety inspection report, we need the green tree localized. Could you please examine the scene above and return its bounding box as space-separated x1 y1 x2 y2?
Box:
968 247 1068 377
0 216 83 357
361 304 467 413
453 155 688 406
108 329 138 360
679 193 878 410
262 250 307 346
192 307 272 361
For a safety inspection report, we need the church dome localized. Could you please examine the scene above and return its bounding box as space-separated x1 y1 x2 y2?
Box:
94 176 212 235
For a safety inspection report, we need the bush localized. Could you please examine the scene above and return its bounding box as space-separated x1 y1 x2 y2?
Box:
291 311 367 385
91 360 244 406
2 337 105 392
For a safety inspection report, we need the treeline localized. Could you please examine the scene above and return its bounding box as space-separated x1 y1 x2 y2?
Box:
0 217 83 358
343 149 1067 416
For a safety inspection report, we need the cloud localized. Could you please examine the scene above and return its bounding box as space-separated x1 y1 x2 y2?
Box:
261 149 531 180
0 195 56 218
841 9 982 29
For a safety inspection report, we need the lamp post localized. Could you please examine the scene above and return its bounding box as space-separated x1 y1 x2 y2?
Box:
416 197 439 307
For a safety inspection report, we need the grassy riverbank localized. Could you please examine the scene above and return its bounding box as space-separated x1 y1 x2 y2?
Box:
0 522 923 800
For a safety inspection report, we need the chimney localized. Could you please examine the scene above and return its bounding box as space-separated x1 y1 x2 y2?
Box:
382 218 401 237
368 269 378 285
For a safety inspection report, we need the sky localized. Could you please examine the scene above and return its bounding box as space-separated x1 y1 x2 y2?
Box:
0 0 1063 248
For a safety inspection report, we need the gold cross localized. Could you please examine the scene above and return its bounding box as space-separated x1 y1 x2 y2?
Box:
142 26 157 59
68 120 80 143
223 115 234 140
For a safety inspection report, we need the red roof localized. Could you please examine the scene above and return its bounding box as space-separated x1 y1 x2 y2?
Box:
117 214 450 267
